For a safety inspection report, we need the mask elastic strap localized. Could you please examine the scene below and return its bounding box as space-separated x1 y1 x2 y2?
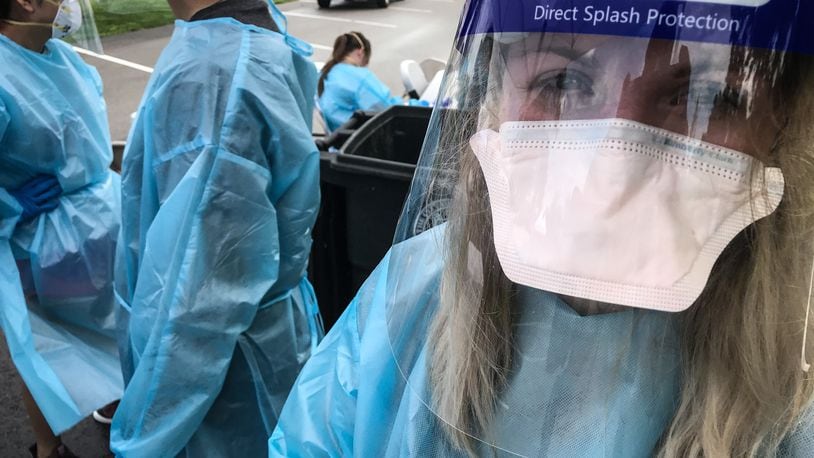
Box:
2 19 51 29
801 255 814 372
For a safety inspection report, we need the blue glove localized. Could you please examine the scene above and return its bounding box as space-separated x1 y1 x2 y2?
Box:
9 174 62 222
407 99 431 107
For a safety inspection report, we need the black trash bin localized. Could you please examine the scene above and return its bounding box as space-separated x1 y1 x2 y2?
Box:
315 110 377 152
310 105 433 330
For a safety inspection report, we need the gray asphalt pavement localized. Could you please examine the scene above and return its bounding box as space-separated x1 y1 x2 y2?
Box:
1 331 114 457
86 0 464 141
0 0 463 455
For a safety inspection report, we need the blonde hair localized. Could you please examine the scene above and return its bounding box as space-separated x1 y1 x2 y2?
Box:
428 48 814 456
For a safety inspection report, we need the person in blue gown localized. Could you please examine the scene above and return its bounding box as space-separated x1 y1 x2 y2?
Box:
318 31 404 132
271 0 814 456
111 0 323 456
0 0 121 456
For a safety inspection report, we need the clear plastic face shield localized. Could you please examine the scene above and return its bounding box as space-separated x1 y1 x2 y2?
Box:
384 0 814 454
470 33 788 312
67 0 102 52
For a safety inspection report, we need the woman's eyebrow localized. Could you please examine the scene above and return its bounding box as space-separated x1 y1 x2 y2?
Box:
547 46 597 64
515 45 598 67
545 46 589 60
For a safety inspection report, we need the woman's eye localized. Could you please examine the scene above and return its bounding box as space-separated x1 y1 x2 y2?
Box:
531 69 594 95
526 69 596 115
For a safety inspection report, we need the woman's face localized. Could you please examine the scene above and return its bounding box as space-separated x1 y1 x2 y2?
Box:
497 34 785 160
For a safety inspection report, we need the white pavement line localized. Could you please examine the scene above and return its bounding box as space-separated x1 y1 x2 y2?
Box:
389 6 433 13
285 11 397 28
286 11 351 22
311 43 333 51
353 19 398 28
73 47 154 74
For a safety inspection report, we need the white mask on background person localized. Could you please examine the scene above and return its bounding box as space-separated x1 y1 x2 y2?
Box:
470 118 785 312
2 0 83 40
51 0 83 39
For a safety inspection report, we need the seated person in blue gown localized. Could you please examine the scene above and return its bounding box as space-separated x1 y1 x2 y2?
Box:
318 31 404 132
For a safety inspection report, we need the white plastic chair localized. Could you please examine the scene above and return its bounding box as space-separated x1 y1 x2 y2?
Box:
313 94 330 135
400 59 429 98
420 70 445 104
419 58 446 81
311 62 330 134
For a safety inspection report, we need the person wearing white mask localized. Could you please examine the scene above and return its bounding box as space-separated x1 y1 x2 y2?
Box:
0 1 120 457
270 0 814 456
1 0 82 41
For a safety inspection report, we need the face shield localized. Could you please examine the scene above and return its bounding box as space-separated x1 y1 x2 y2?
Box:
382 0 814 454
67 0 102 53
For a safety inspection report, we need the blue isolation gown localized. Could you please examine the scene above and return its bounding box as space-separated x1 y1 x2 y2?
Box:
271 225 814 456
111 18 323 457
270 226 682 457
0 35 122 434
319 63 403 131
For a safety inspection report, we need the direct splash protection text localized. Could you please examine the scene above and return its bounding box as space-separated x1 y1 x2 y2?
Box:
533 5 741 33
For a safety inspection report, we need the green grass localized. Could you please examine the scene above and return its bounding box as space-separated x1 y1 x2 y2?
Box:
90 0 295 37
91 1 175 37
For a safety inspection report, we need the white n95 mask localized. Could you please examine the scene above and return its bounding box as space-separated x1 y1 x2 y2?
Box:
52 0 83 39
470 119 785 312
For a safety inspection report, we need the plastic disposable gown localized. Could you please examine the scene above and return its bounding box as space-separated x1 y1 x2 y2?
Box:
0 35 122 434
270 226 814 457
269 226 678 456
112 18 322 457
319 63 402 131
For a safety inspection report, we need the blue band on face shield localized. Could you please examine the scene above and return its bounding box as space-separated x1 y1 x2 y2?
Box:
457 0 814 55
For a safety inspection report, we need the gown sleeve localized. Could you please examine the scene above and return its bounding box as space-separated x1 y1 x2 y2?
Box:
0 103 19 223
356 68 403 112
